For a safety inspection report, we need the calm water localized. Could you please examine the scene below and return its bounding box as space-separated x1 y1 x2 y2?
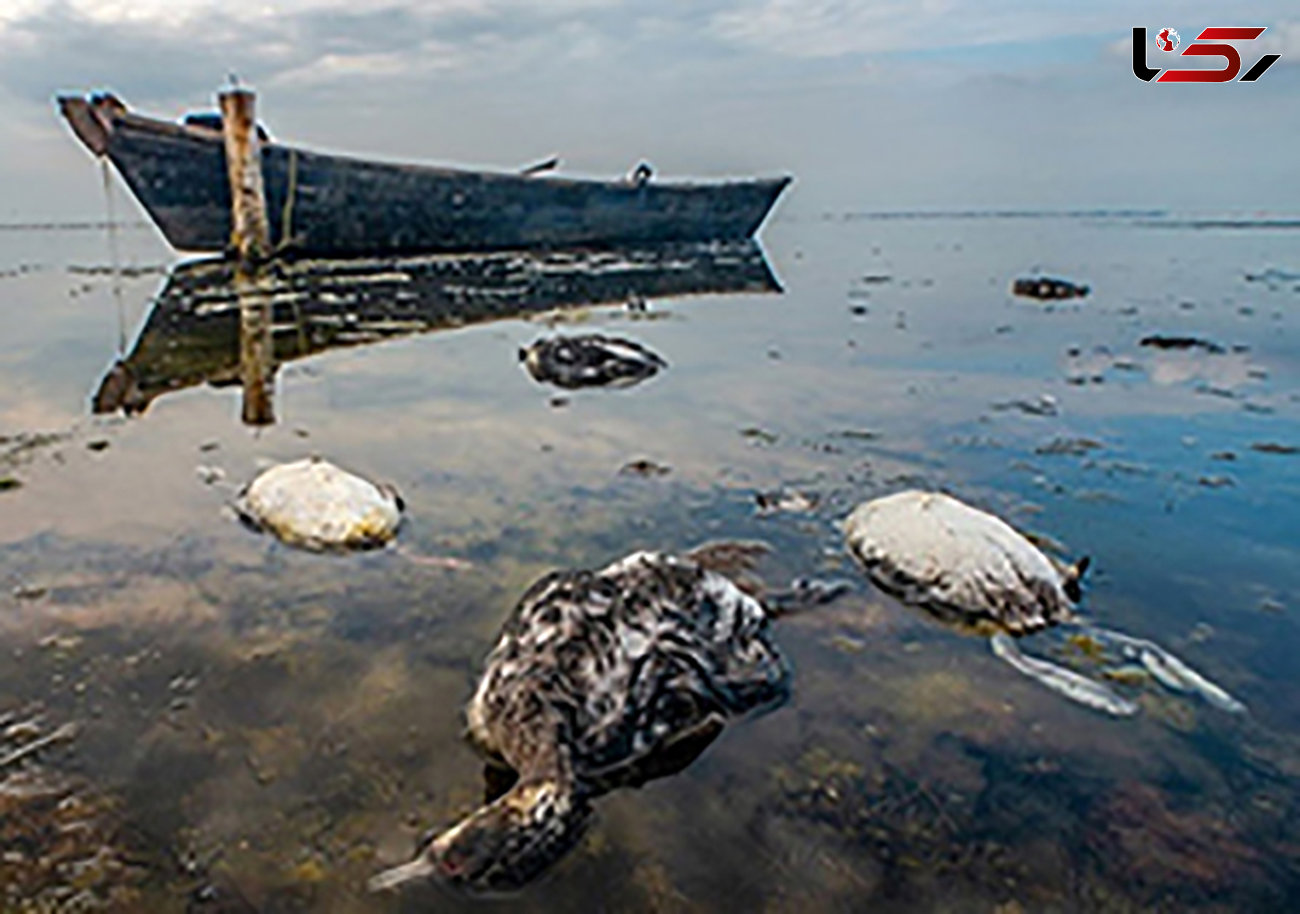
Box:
1 207 1299 912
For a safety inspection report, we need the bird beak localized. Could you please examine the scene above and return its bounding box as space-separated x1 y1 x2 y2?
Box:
368 856 438 892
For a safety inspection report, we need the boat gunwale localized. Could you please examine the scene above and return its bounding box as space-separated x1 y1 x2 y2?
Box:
86 99 794 194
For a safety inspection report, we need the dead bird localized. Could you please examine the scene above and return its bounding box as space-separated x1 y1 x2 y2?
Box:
369 543 834 894
842 490 1245 717
519 334 668 390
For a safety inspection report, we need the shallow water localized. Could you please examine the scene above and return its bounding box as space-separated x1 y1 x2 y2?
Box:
1 209 1299 912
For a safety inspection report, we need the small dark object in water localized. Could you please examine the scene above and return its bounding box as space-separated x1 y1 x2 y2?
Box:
992 394 1060 417
1139 334 1226 354
849 304 868 316
766 577 853 612
369 547 797 893
86 439 110 452
520 334 667 390
0 476 20 492
1012 276 1090 300
1035 436 1103 457
1251 442 1299 455
740 427 779 445
754 489 819 515
620 458 671 477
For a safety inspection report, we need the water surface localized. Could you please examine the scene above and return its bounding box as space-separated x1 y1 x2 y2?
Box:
1 209 1298 912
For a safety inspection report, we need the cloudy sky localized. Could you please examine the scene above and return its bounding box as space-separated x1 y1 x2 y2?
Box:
1 0 1297 220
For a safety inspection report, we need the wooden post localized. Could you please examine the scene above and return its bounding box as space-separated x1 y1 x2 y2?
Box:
218 86 270 270
237 284 276 426
219 85 275 425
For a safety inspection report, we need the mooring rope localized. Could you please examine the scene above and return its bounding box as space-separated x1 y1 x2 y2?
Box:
100 159 127 357
279 147 298 253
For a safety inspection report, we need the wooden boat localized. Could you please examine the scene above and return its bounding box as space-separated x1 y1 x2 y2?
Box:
92 240 781 416
59 92 792 257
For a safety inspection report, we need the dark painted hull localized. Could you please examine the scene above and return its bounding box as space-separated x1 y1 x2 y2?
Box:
92 240 781 415
60 95 791 256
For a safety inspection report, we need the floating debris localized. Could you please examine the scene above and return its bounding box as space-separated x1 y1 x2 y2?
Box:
85 439 110 452
992 394 1060 418
1011 276 1089 300
370 547 795 893
1197 475 1235 489
755 489 819 515
1139 335 1226 354
1035 437 1103 457
0 476 20 492
842 491 1244 716
195 464 225 485
766 577 853 612
620 458 671 478
740 427 779 446
1250 442 1298 456
1244 267 1300 283
234 457 404 551
519 333 668 390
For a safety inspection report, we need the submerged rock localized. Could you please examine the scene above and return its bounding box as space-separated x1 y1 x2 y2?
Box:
519 333 667 390
234 457 404 551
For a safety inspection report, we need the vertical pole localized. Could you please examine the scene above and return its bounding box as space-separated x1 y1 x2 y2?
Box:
218 87 271 270
219 85 275 425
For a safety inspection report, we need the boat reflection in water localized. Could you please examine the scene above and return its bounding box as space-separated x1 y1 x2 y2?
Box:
91 240 781 423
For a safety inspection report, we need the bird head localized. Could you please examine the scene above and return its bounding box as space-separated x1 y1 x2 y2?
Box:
369 777 591 894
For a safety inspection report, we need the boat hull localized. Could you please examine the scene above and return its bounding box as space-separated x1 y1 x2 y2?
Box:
61 95 791 256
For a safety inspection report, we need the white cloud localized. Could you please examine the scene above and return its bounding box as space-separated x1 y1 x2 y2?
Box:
710 1 1300 59
1257 20 1300 62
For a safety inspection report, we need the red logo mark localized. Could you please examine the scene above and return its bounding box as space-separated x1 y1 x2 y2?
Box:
1132 26 1280 82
